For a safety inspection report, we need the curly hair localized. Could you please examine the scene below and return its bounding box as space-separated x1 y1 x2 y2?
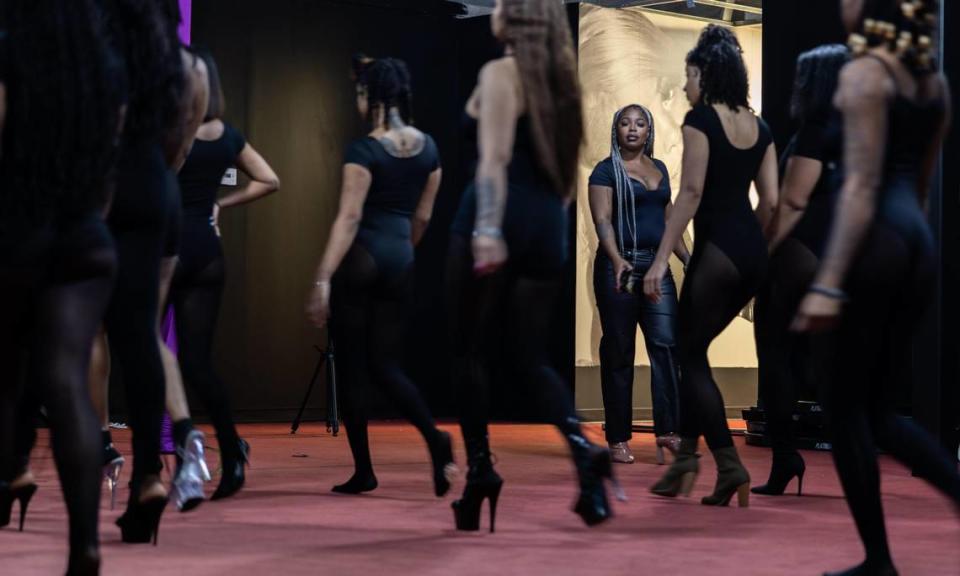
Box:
852 0 939 76
0 0 126 224
791 44 849 123
500 0 583 199
353 55 415 129
103 0 184 148
686 24 750 112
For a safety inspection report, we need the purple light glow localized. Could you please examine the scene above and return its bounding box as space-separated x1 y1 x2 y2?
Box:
178 0 192 45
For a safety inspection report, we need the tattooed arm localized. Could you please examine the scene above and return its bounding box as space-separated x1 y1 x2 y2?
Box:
472 58 522 274
589 184 633 290
793 57 892 331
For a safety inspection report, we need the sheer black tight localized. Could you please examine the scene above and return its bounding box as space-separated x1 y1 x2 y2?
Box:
824 224 960 566
446 236 581 456
331 243 441 479
169 256 240 461
677 242 760 450
0 216 115 560
105 219 166 489
754 237 819 453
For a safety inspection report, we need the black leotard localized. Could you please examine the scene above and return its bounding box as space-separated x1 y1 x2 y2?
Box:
344 134 440 282
451 114 567 276
176 122 245 275
684 104 772 284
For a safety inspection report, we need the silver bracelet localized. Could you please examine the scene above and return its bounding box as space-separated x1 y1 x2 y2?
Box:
472 227 503 239
809 284 848 302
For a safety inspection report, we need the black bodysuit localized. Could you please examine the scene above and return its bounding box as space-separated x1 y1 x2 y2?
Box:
330 132 444 486
169 121 246 464
823 58 960 568
676 104 773 450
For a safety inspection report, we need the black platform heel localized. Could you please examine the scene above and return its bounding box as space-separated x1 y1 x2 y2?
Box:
752 451 806 496
452 473 503 532
212 438 250 501
0 481 38 531
116 494 168 545
452 434 503 533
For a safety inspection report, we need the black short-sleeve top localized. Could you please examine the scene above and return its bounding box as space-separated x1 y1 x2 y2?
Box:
344 134 441 221
589 157 671 250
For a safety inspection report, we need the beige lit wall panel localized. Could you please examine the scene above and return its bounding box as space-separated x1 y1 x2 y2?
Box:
576 6 763 370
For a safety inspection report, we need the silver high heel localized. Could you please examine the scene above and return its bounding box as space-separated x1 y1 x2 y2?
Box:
171 430 210 512
104 456 124 510
655 434 681 465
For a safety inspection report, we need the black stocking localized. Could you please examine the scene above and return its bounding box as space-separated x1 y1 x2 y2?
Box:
676 242 755 450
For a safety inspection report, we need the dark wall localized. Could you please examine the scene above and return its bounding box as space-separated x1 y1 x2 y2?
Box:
761 0 846 150
192 0 465 421
188 1 580 422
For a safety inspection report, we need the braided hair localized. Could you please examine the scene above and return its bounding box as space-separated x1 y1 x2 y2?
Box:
1 0 126 225
686 25 750 112
608 104 656 260
849 0 939 76
353 54 414 129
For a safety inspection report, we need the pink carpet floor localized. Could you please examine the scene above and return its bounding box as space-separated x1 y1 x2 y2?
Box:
2 423 958 575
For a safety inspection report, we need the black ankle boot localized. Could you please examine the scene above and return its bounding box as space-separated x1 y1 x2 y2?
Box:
452 434 503 533
824 559 899 576
212 438 249 501
563 418 616 526
752 451 805 496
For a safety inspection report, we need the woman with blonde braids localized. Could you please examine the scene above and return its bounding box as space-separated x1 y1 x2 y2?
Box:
447 0 618 532
588 104 689 465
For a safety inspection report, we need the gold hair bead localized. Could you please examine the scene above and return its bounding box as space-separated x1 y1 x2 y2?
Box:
918 35 932 49
848 33 868 55
901 2 916 19
883 23 897 41
864 18 879 35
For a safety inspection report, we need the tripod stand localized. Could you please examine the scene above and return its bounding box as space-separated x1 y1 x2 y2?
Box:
291 339 339 435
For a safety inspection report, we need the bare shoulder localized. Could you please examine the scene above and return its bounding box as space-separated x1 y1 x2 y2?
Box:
479 56 519 86
836 57 895 108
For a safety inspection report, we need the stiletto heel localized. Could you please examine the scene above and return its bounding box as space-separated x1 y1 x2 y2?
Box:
679 471 697 496
571 440 616 526
102 437 125 510
212 438 250 501
752 452 806 497
116 495 168 545
655 445 665 465
452 475 503 532
487 484 501 533
452 434 503 533
1 482 38 531
104 459 123 510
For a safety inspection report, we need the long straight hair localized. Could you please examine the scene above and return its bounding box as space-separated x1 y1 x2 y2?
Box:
500 0 583 199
